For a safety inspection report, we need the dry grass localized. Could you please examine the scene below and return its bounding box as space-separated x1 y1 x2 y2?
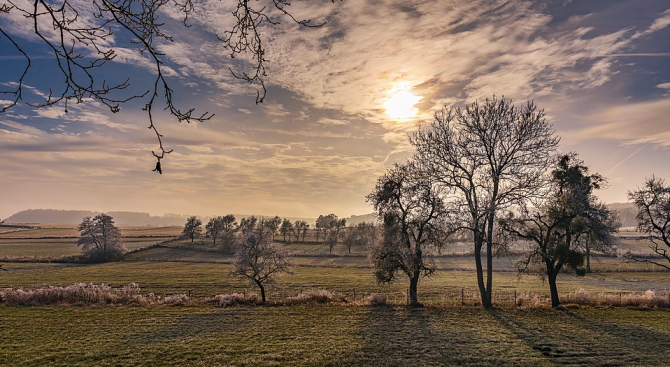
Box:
284 289 347 305
213 292 260 306
0 283 151 306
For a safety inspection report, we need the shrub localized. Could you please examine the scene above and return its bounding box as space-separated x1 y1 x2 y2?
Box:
0 283 151 306
562 288 670 308
161 294 190 306
367 293 387 306
285 289 347 305
214 293 259 306
515 293 547 307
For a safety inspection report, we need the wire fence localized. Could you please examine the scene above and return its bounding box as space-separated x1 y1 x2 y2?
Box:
141 283 670 308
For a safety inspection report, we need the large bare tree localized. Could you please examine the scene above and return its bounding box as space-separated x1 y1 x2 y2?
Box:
411 96 559 308
627 176 670 270
366 161 452 307
500 154 618 307
0 0 338 169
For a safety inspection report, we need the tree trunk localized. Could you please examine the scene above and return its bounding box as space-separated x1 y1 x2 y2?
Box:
486 240 493 308
213 237 217 247
586 243 591 273
548 271 560 308
256 280 266 303
474 242 490 307
409 271 421 307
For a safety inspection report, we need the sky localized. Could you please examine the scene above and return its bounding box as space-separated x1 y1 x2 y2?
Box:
1 0 670 221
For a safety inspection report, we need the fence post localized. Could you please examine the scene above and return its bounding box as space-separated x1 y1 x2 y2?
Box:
514 289 517 307
461 288 464 306
188 290 191 298
353 288 356 303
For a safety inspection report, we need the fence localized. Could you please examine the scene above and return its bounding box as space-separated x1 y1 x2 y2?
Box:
136 283 670 308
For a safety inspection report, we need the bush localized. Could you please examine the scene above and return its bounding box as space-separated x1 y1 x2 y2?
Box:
562 288 670 308
214 293 259 306
367 293 387 306
161 294 190 306
515 293 547 307
0 283 151 306
285 289 347 305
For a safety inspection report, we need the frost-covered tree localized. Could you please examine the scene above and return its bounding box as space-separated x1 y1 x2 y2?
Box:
231 223 292 303
367 161 452 306
77 214 126 262
182 216 202 243
627 176 670 270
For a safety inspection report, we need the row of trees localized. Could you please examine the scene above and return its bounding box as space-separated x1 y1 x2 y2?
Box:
367 97 621 308
181 213 376 252
368 96 670 308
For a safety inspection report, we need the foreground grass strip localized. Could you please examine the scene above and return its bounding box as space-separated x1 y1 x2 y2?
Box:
1 306 669 366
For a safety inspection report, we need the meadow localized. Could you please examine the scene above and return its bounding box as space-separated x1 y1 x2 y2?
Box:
1 225 669 365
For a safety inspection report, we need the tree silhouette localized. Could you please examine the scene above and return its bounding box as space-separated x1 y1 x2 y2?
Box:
627 176 670 270
412 96 559 308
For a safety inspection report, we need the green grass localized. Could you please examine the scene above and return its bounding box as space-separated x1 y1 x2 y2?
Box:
1 306 669 366
2 233 670 366
0 237 173 257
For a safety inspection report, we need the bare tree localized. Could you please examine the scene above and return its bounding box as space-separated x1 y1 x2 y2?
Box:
78 213 126 262
411 96 559 308
280 218 294 243
342 222 378 254
231 224 292 303
294 220 309 243
238 216 259 237
500 154 617 307
0 1 339 169
627 176 670 270
206 217 224 247
266 216 282 239
182 216 202 243
366 161 452 307
206 215 236 247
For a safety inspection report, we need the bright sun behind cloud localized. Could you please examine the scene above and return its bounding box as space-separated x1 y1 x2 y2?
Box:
384 87 422 120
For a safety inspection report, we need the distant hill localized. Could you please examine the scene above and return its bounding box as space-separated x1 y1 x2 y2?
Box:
3 209 190 226
2 209 377 227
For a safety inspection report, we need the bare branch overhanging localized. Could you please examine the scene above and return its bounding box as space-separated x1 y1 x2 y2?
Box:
0 0 337 171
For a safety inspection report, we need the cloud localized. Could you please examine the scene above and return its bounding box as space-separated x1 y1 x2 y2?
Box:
562 99 670 147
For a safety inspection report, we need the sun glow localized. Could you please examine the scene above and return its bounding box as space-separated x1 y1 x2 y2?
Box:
384 87 422 120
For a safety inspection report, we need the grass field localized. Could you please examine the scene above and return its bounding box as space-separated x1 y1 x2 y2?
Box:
1 306 669 366
2 225 670 365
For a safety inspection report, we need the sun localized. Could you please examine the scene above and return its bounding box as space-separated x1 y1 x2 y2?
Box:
384 87 422 120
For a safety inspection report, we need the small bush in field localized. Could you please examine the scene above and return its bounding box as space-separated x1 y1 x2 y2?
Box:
563 287 591 305
161 294 190 306
367 293 387 306
214 293 259 306
285 289 347 305
515 293 547 307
